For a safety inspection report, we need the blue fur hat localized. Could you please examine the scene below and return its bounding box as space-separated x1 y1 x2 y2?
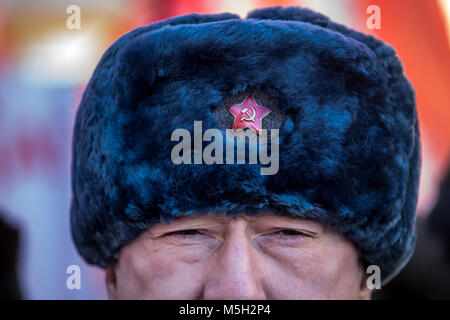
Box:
71 6 421 284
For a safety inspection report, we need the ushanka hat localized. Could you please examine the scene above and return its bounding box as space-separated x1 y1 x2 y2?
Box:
71 6 421 284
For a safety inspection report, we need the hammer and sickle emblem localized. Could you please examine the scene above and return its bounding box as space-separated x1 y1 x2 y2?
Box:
240 105 256 122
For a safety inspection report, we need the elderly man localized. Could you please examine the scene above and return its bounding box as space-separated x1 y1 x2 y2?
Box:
70 6 421 299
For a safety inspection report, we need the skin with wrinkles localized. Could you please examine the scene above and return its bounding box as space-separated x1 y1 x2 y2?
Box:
106 214 371 299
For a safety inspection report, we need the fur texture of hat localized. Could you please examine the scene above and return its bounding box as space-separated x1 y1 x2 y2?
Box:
71 6 421 284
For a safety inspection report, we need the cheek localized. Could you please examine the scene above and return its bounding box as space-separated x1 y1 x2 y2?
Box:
115 239 211 299
261 237 363 299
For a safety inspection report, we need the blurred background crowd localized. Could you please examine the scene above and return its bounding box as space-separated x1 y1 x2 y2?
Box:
0 0 449 299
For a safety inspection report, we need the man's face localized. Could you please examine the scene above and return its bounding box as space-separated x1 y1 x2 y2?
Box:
106 214 371 299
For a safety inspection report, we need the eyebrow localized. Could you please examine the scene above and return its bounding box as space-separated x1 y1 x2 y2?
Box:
146 216 224 234
251 215 325 232
151 212 326 233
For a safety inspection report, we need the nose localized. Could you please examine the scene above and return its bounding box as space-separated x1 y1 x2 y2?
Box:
202 221 267 300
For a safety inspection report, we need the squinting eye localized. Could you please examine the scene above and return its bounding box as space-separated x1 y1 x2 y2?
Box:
166 229 202 237
256 228 313 247
162 229 218 246
275 229 309 237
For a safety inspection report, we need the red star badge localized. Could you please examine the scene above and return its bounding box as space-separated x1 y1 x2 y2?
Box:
227 94 271 134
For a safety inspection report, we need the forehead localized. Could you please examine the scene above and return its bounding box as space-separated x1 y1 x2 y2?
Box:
153 213 327 232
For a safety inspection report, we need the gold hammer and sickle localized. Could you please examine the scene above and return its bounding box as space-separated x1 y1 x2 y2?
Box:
240 105 256 122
